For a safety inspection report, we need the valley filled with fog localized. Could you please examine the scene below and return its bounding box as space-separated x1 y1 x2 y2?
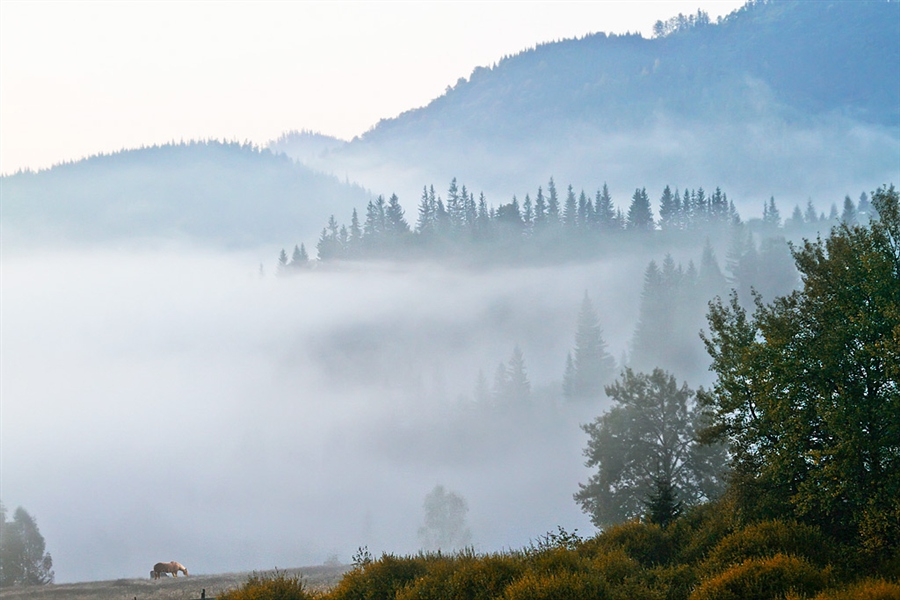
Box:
2 243 659 581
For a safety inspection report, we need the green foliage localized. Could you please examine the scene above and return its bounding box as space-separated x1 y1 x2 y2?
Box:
502 570 610 600
563 292 616 400
218 570 315 600
575 368 727 528
591 521 676 568
327 554 428 600
700 186 900 554
0 503 54 587
699 520 836 577
811 579 900 600
689 554 830 600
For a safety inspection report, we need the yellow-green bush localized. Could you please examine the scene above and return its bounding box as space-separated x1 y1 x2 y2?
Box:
689 554 830 600
526 545 591 576
502 570 610 600
588 549 643 585
587 521 676 567
392 552 522 600
810 578 900 600
327 554 427 600
218 571 316 600
700 520 835 577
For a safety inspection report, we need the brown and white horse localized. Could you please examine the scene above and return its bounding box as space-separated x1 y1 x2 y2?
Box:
151 561 188 579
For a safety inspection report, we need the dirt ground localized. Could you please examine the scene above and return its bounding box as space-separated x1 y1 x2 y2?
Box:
0 565 351 600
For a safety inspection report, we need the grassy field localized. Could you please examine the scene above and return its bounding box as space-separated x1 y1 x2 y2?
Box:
0 565 351 600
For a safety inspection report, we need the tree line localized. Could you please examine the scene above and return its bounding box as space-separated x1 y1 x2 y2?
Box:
276 178 873 270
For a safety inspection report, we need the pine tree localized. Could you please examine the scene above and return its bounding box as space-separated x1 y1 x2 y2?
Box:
289 244 309 270
546 178 560 226
658 185 679 230
522 194 534 234
416 186 435 236
578 190 592 231
533 186 547 230
277 248 288 274
763 196 782 229
563 184 578 230
841 194 857 226
858 191 872 223
385 193 410 238
594 183 616 230
563 292 616 400
805 198 819 224
627 187 654 231
349 208 362 253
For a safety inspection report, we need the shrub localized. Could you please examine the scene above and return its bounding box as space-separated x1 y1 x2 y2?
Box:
700 520 835 576
502 570 610 600
391 552 523 600
327 554 427 600
690 554 830 600
590 521 676 567
808 578 900 600
526 545 591 576
218 571 315 600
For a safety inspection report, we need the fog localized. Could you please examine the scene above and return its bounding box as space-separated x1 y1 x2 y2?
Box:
1 242 666 583
292 114 899 220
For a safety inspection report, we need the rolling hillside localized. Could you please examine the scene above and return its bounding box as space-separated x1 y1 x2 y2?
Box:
1 141 370 248
296 0 899 213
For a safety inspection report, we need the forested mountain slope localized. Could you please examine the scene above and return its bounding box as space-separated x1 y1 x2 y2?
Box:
1 141 370 248
301 0 899 212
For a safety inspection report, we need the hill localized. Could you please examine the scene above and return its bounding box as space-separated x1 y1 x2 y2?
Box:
295 0 899 213
0 141 370 249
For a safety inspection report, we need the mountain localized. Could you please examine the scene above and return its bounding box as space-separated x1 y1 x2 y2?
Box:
294 0 900 214
1 140 370 248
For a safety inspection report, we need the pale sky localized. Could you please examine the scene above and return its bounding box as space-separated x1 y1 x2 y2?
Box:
0 1 745 175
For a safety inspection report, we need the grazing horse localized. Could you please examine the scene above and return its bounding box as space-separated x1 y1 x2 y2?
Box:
151 561 188 579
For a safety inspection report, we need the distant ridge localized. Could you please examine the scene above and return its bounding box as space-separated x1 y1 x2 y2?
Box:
360 0 899 140
299 0 899 212
1 140 371 247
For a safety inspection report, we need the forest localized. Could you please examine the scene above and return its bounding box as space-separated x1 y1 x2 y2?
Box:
220 186 900 599
275 178 874 390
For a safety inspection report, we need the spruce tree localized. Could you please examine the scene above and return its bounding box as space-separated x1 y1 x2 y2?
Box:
627 188 654 230
546 178 560 226
563 292 616 400
594 183 615 230
841 194 857 226
658 185 679 230
563 184 578 230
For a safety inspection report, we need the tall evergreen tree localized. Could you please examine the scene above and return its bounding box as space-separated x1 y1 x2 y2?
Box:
546 178 560 226
385 193 410 238
416 186 435 236
627 188 654 231
563 292 616 400
658 185 679 230
533 186 547 230
763 196 782 229
563 185 578 230
277 248 288 274
349 207 362 252
841 194 858 226
805 198 819 224
594 183 616 230
578 190 592 231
